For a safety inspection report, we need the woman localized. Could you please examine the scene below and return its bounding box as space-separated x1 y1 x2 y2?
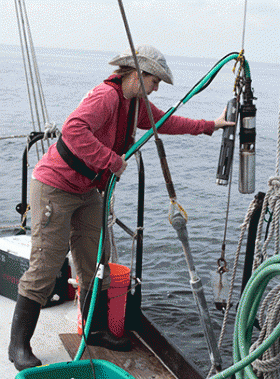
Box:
8 44 234 371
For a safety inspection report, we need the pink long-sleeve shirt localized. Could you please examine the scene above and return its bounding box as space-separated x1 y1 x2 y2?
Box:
33 80 215 193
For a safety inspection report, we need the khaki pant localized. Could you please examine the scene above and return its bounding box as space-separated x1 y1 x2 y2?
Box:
19 178 111 306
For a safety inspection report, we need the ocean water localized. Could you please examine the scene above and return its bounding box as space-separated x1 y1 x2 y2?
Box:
0 43 279 374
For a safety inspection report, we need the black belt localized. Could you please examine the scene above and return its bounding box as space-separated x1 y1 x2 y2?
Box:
56 135 101 181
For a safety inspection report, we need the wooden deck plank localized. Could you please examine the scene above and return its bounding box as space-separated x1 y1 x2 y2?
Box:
60 332 177 379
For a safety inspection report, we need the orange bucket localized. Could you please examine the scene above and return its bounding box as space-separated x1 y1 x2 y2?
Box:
76 277 83 336
107 263 131 338
77 285 83 335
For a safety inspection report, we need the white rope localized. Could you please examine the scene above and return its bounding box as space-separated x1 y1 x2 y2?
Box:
14 0 39 160
168 199 188 223
21 0 51 131
252 106 280 270
207 198 257 378
249 284 280 378
253 177 280 270
241 103 280 378
241 0 248 51
0 135 28 140
14 0 57 160
275 101 280 176
43 122 60 140
0 224 26 230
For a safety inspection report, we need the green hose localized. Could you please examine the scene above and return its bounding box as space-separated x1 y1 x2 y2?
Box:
210 255 280 379
74 177 117 361
126 53 250 160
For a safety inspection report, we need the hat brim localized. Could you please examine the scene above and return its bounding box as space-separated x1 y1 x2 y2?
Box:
109 54 173 85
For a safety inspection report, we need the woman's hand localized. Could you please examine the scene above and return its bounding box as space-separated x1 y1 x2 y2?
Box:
214 108 235 131
115 154 128 177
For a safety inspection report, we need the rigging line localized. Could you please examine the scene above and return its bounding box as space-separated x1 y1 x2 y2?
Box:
21 0 49 151
117 0 177 202
14 0 34 130
21 0 51 133
16 0 42 133
14 0 40 160
0 135 28 140
116 0 159 141
241 0 248 51
22 0 46 125
15 0 54 155
276 100 280 176
217 0 249 263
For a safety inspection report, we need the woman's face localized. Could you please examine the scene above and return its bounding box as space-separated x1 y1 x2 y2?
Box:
137 74 161 96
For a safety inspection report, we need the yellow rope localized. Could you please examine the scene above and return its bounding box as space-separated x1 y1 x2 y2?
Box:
232 49 245 95
20 204 30 230
168 198 188 224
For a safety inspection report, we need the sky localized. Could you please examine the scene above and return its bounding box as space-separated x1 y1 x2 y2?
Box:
1 0 279 64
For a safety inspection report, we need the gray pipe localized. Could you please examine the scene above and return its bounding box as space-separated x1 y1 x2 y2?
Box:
171 213 222 370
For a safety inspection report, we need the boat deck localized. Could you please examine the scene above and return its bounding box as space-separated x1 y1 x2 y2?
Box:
60 332 177 379
0 295 77 379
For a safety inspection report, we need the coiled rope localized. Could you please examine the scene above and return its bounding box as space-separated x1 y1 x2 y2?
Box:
209 256 280 379
249 284 280 378
246 102 280 378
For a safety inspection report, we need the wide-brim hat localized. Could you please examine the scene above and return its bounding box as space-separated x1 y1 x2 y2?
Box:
109 45 174 85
